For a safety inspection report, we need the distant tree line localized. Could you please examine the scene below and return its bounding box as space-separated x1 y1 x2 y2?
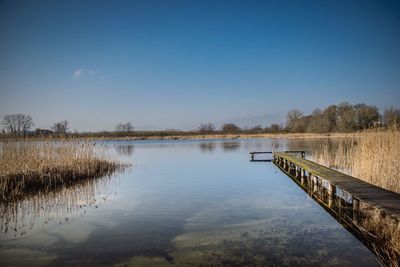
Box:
285 102 399 133
1 114 71 136
196 103 399 134
0 115 136 137
1 103 399 138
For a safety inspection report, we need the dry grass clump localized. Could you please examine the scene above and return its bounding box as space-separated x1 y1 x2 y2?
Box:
360 211 400 266
311 129 400 193
0 142 126 202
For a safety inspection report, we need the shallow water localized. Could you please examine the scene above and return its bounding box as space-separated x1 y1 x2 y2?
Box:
0 139 379 266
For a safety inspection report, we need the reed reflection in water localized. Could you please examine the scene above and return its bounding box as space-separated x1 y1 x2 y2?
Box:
0 175 118 240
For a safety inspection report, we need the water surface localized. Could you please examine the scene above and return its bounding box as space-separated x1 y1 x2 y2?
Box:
0 139 379 266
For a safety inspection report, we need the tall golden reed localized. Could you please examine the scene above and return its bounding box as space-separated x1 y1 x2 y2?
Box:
312 129 400 193
0 142 126 202
309 129 400 265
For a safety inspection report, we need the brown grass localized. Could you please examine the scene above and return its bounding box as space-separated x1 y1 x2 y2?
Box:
0 142 127 202
359 209 400 267
311 129 400 193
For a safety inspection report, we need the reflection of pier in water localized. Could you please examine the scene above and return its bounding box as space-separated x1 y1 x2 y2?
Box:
271 152 400 266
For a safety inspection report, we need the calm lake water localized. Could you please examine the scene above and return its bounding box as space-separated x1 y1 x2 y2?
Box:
0 139 380 266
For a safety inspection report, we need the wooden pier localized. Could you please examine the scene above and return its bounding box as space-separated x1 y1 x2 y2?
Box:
267 151 400 265
273 152 400 222
250 150 400 264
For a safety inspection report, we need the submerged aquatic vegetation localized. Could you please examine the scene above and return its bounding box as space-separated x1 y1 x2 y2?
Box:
311 129 400 193
0 142 127 202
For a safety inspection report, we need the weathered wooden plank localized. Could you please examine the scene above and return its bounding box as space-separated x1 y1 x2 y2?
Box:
273 152 400 221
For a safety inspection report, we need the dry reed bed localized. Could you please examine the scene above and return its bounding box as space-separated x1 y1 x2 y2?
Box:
311 130 400 194
0 142 126 202
310 130 400 265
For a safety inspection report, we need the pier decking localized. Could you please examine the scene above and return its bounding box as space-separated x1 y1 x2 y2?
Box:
273 152 400 222
249 150 400 264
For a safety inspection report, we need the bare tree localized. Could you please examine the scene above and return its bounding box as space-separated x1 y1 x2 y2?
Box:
221 123 241 133
383 106 400 127
306 108 325 133
321 105 338 132
198 123 215 133
286 109 304 132
20 115 34 135
2 114 34 135
3 114 18 134
354 103 380 129
269 123 281 133
115 123 123 132
51 120 69 134
115 122 134 132
122 122 134 132
336 102 356 132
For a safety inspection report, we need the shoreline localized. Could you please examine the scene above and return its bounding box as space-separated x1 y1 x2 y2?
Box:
0 132 363 142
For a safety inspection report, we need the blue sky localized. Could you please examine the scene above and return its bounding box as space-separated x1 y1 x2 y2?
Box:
1 0 399 131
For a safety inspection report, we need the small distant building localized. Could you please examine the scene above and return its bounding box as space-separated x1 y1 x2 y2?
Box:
34 128 54 136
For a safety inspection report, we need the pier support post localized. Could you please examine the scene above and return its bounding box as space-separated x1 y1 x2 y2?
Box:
313 176 318 193
328 183 335 207
353 198 360 223
290 163 295 175
296 166 301 178
306 175 312 192
316 177 321 193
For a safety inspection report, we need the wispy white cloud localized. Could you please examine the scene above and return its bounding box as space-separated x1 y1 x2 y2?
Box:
73 68 95 78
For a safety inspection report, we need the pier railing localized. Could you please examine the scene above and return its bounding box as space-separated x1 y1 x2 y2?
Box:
249 150 305 162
